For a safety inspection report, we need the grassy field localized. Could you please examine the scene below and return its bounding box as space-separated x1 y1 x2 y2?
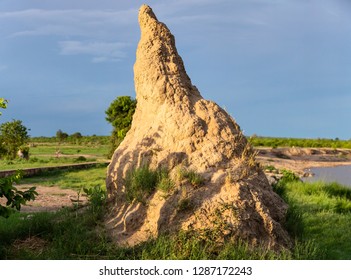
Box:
0 141 109 170
249 136 351 149
1 166 351 259
21 165 108 190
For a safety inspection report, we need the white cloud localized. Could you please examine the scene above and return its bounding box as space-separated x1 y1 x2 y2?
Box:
0 8 137 38
58 40 128 62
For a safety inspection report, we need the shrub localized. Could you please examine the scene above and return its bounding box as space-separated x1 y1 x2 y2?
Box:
75 156 87 162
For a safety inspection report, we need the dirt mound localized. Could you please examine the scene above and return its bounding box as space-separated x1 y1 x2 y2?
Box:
105 5 290 249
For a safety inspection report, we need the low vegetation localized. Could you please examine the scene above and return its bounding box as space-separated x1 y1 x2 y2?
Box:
124 166 175 202
249 136 351 149
0 141 109 170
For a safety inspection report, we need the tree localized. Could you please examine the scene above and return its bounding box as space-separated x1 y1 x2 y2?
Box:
0 98 8 114
71 132 82 139
105 96 136 158
0 119 29 159
70 132 83 144
56 129 69 143
0 98 37 218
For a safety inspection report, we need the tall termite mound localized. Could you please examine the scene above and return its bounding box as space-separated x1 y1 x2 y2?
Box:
106 5 290 249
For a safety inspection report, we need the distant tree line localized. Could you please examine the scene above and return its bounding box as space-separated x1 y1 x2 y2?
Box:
249 136 351 149
31 134 110 146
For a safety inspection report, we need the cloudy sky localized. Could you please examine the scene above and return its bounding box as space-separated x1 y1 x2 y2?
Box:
1 0 350 139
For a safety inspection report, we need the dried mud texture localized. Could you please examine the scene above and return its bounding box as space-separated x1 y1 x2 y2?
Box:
106 5 290 249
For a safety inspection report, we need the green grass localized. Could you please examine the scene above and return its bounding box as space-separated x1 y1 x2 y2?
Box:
177 167 204 187
280 180 351 259
20 165 107 190
124 166 176 202
0 142 109 170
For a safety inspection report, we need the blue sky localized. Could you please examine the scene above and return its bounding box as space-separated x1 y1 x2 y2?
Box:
1 0 350 139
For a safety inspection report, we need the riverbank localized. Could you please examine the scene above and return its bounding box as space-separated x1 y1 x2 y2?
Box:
256 147 351 176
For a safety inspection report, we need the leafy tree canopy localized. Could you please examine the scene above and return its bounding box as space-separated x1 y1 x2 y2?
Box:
0 98 8 115
56 129 69 143
105 96 137 136
0 98 37 218
105 96 136 157
0 119 29 159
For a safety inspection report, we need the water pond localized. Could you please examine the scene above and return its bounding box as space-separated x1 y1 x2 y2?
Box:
303 165 351 188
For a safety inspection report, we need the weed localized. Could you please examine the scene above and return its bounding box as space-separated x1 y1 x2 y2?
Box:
157 176 175 192
176 167 204 187
124 166 177 202
124 165 158 203
83 185 106 215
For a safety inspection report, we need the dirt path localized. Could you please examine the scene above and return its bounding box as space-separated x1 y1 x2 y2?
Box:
0 184 88 213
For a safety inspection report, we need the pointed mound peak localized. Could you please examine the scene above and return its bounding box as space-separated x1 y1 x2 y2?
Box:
138 5 158 28
134 5 199 107
139 4 157 20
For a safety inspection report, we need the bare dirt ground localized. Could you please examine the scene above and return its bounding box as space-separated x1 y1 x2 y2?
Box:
0 184 88 213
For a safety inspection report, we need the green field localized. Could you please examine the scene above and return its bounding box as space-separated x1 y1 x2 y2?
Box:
0 141 109 170
249 136 351 149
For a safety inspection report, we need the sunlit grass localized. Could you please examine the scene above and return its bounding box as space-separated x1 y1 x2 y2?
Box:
20 166 107 190
0 143 109 170
281 180 351 259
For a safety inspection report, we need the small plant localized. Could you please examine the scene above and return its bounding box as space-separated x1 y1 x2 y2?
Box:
83 185 106 215
124 166 176 202
124 165 158 203
177 167 204 187
186 170 204 187
264 165 278 172
156 169 175 192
